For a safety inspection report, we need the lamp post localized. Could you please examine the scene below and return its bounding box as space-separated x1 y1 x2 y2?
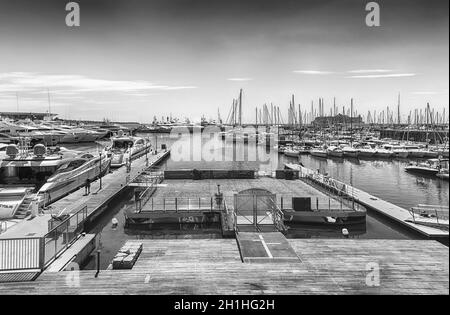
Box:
154 134 158 154
98 151 103 190
145 139 149 166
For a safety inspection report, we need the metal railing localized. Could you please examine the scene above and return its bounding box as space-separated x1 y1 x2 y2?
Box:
409 205 449 229
0 238 42 271
276 195 359 212
135 172 164 212
296 166 365 212
0 206 88 272
139 197 215 213
0 221 8 234
43 206 88 267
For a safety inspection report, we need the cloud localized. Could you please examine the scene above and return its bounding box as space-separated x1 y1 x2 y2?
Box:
293 70 334 75
347 73 416 79
227 78 253 81
348 69 393 74
0 72 197 93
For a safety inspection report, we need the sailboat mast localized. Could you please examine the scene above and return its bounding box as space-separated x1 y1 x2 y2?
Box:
47 88 52 120
350 99 353 146
239 89 243 126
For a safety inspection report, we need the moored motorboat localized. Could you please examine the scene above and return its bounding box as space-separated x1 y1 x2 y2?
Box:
436 169 449 181
310 148 328 158
390 146 409 159
357 145 376 158
422 150 439 159
38 151 111 205
298 146 310 155
374 147 394 159
342 146 359 158
327 146 344 158
405 158 449 176
405 145 426 158
284 147 300 158
109 132 152 168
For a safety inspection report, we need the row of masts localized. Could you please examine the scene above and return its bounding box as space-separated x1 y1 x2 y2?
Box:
222 91 449 127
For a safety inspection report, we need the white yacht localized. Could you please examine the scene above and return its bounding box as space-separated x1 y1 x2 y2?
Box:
327 146 344 158
0 144 7 161
384 144 409 159
38 151 111 205
405 158 449 176
342 146 359 158
404 145 427 159
0 143 111 217
284 147 300 158
310 147 328 158
357 145 376 158
109 132 152 168
374 147 394 158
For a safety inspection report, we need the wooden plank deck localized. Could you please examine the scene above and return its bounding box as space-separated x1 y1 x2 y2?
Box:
236 232 300 263
0 239 447 294
149 177 349 210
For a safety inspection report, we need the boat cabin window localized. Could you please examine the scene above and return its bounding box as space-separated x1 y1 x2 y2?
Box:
54 159 86 175
112 140 133 149
0 164 60 188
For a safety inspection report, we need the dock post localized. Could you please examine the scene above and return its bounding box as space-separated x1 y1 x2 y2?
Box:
95 250 101 278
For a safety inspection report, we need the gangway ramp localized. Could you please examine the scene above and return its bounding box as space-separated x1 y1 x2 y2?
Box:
236 232 301 263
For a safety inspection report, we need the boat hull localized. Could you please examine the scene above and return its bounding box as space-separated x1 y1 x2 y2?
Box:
423 151 439 159
38 157 111 206
394 151 409 159
374 152 393 159
310 151 327 158
408 151 425 158
405 167 439 175
327 151 344 158
437 173 449 181
343 152 359 158
358 151 375 158
284 151 299 158
110 145 151 168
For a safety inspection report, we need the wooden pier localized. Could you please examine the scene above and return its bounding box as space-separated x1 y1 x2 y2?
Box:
286 163 449 241
0 238 447 294
0 151 170 281
47 150 170 224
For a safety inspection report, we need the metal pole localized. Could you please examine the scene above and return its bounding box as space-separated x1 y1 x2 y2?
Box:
95 250 101 278
99 152 103 190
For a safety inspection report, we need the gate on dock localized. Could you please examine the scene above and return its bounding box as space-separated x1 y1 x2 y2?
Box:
233 189 286 233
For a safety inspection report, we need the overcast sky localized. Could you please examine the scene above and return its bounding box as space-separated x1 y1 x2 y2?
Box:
0 0 448 122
